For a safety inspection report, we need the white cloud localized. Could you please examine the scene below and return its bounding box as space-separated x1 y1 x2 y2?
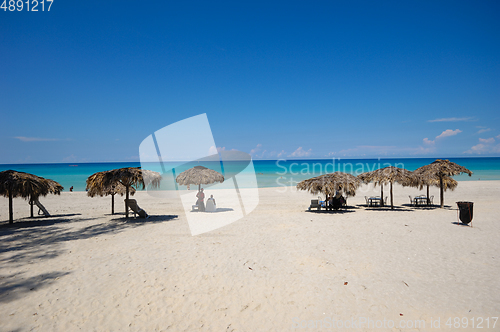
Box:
435 129 462 139
62 154 78 162
421 129 462 147
423 137 435 145
477 128 491 134
496 134 500 139
464 137 500 154
428 117 473 123
289 147 312 158
465 144 487 154
208 145 218 155
479 138 495 144
14 136 58 142
250 144 262 156
464 144 500 154
411 145 436 155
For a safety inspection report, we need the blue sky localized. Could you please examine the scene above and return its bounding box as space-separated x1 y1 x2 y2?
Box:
1 0 499 163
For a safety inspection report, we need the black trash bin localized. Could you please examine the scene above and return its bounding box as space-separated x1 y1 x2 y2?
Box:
456 201 473 225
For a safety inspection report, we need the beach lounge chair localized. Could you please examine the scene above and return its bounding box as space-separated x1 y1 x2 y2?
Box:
429 195 434 205
364 196 370 206
409 196 414 206
125 199 148 218
33 197 50 217
309 199 321 211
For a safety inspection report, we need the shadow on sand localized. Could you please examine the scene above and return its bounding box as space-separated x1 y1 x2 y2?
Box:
190 208 234 213
451 221 473 227
110 214 178 223
356 204 415 212
305 207 357 214
0 270 71 303
0 212 179 304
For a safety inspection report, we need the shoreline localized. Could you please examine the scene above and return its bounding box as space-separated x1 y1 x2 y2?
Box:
56 178 500 194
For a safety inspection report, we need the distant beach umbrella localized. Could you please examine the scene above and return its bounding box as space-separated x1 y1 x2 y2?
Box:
296 172 362 200
413 166 458 205
87 167 161 218
175 166 225 191
413 159 472 208
86 170 137 215
358 166 416 209
0 170 63 224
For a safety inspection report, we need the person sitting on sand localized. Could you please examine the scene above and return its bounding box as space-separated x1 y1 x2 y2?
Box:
207 194 216 206
196 188 205 211
206 194 216 212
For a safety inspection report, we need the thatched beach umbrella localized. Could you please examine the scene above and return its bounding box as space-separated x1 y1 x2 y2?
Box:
0 170 63 224
88 167 161 218
175 166 225 191
296 172 362 200
414 159 472 208
414 167 457 205
86 170 136 215
358 166 416 209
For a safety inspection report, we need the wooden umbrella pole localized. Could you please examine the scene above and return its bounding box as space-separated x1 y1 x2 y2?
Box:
440 176 444 208
30 194 34 218
390 182 394 209
125 185 129 218
9 190 13 224
111 193 115 215
427 185 430 205
380 184 384 207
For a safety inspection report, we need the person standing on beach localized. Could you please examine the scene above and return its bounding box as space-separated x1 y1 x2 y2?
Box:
196 188 205 211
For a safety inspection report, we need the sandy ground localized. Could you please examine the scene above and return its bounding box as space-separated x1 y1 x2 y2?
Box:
0 181 499 331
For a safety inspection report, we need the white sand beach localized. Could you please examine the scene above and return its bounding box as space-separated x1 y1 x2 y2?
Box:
1 181 499 331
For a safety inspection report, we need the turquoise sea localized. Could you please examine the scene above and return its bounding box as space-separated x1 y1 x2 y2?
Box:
1 157 499 192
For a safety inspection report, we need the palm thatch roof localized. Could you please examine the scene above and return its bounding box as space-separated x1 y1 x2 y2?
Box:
45 178 64 195
0 170 64 224
296 172 362 197
413 168 458 191
0 170 64 199
104 167 162 190
417 159 472 178
358 166 416 209
413 159 472 207
175 166 224 189
358 166 416 187
86 170 136 198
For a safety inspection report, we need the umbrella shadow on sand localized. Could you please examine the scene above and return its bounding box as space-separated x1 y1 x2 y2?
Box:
0 214 96 229
0 270 71 304
306 208 356 214
110 214 178 223
400 204 455 211
358 204 415 212
451 221 473 227
191 208 234 213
